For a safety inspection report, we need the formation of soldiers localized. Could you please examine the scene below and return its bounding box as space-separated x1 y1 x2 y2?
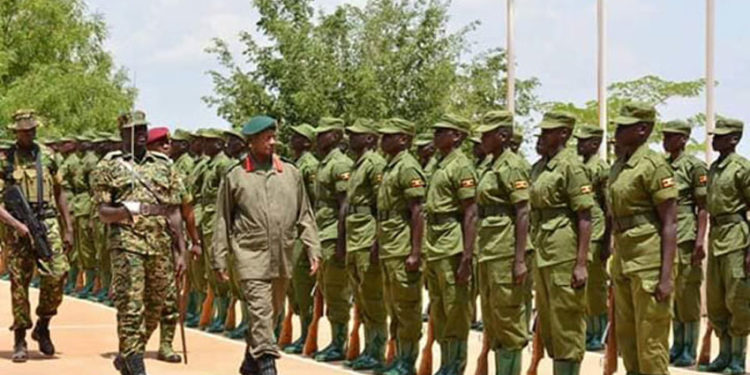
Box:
0 102 748 375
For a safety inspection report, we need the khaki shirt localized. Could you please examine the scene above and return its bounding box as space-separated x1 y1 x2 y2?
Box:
669 153 707 247
583 154 609 243
707 152 750 256
314 148 353 248
211 155 321 280
189 155 211 224
200 152 235 227
295 151 319 204
346 150 385 253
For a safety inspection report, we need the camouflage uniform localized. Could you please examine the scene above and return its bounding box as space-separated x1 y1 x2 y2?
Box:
59 149 80 294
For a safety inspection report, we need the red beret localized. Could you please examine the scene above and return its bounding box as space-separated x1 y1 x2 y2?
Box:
147 127 170 144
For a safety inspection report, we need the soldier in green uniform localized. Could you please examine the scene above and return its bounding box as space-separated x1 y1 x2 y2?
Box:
186 129 211 328
92 134 121 306
700 118 750 375
415 133 437 180
606 103 678 375
313 117 354 362
212 116 321 375
5 110 74 362
476 110 531 375
529 111 593 375
510 128 524 154
73 132 101 299
573 124 610 351
341 118 387 370
660 120 708 367
376 117 426 375
59 137 81 295
0 141 16 282
93 111 187 375
469 132 489 332
283 123 320 353
425 113 478 374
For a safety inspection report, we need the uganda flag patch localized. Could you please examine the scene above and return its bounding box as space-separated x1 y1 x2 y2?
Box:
580 185 593 194
339 172 351 181
661 177 675 188
410 179 425 188
699 175 708 184
460 178 476 188
514 180 529 190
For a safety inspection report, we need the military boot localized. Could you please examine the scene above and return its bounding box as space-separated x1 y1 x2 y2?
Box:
186 291 205 328
314 323 347 362
553 360 581 375
239 351 259 375
185 290 198 323
586 314 606 351
382 340 418 375
699 332 731 372
64 266 79 295
432 341 451 375
723 336 747 375
125 353 147 375
258 355 278 375
31 317 55 355
443 340 468 375
12 329 28 363
670 321 685 364
352 326 387 370
375 340 401 375
76 269 97 299
157 329 182 363
30 274 40 288
283 314 309 353
208 295 230 333
495 348 522 375
674 320 699 367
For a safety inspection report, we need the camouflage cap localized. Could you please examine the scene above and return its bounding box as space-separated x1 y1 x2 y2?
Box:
242 116 277 136
9 109 40 131
224 128 245 140
661 120 691 136
316 117 345 133
611 102 657 127
432 113 472 134
346 118 378 135
539 111 576 130
574 123 604 139
171 129 193 141
710 117 744 136
379 118 416 136
477 110 514 134
291 123 316 141
414 132 433 146
120 110 148 129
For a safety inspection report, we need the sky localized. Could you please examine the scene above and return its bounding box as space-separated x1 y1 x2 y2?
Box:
85 0 750 154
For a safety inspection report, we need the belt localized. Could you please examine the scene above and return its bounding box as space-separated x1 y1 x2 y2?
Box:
378 210 407 221
426 212 459 225
613 212 657 233
677 205 695 215
347 205 373 216
478 205 513 219
538 207 573 221
711 213 746 226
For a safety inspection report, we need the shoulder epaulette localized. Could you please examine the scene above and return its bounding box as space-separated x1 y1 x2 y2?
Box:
103 150 123 161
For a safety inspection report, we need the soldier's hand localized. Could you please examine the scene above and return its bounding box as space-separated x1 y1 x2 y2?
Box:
309 257 320 276
215 269 230 283
654 279 673 303
189 243 202 260
174 255 187 279
571 263 587 289
456 256 472 285
63 229 74 253
14 223 30 238
513 260 528 285
405 253 421 272
692 242 706 266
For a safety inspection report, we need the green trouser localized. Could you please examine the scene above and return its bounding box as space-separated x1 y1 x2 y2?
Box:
240 278 288 359
534 260 586 362
674 241 702 323
612 259 674 375
321 240 352 326
382 256 423 343
75 216 97 270
290 242 315 328
524 250 534 328
346 251 387 353
586 241 608 317
478 258 528 351
707 249 750 338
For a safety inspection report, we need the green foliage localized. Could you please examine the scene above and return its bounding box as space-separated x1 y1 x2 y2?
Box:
0 0 134 138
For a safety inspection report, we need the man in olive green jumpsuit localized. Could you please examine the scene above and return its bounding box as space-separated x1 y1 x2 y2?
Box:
376 118 426 375
529 111 593 375
469 133 489 332
59 137 80 295
661 120 708 367
314 117 354 362
73 132 100 299
425 113 478 375
607 103 678 375
573 124 610 351
476 110 530 375
701 118 750 375
416 133 437 181
186 130 211 328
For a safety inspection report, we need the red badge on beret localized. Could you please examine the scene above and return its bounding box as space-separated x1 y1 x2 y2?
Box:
147 127 170 145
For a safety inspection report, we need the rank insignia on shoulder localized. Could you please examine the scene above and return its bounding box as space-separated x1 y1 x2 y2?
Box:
339 172 351 181
699 175 708 184
410 179 425 188
460 178 476 188
661 177 675 188
580 185 593 194
514 180 529 190
375 174 383 183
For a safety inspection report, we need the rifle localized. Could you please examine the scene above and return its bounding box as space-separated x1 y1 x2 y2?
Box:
526 314 543 375
474 330 489 375
603 284 617 375
385 318 397 364
4 184 53 262
418 316 435 375
698 321 713 365
278 302 294 347
346 303 361 361
177 272 189 364
303 285 324 356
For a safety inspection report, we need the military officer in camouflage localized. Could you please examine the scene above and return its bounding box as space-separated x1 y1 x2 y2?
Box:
606 103 678 375
530 111 593 375
313 117 354 362
573 123 610 352
376 117 426 375
341 118 387 370
476 110 531 375
5 110 74 362
212 116 321 375
425 113 478 375
660 119 708 368
701 118 750 375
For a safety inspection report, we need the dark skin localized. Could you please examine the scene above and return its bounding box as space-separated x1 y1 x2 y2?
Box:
481 127 529 285
472 142 486 162
171 139 190 160
343 131 380 264
382 133 424 272
539 127 592 289
189 137 203 157
577 136 612 262
663 132 708 266
417 142 436 168
290 133 312 159
60 140 77 156
203 137 225 158
225 135 246 159
433 128 478 285
147 139 171 155
608 122 677 302
318 130 348 262
510 140 522 153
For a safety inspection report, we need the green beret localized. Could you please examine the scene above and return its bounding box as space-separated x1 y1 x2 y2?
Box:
172 129 192 141
316 117 345 133
661 120 691 136
711 117 744 136
414 132 433 146
539 111 576 130
224 128 245 140
477 110 513 134
512 128 523 144
379 118 416 136
612 102 657 127
346 118 378 135
242 116 277 136
432 113 472 134
574 124 604 139
291 124 316 141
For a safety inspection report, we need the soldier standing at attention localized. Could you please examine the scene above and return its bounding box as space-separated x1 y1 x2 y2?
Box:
186 129 211 328
701 118 750 375
341 118 387 370
606 103 678 375
529 111 593 375
415 133 437 181
660 120 708 367
510 128 524 154
58 137 80 294
425 113 478 374
573 123 610 351
376 118 426 375
476 110 531 375
212 116 321 375
5 110 74 362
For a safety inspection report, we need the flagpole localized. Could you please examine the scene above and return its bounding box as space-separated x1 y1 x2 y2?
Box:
706 0 715 164
598 0 607 160
507 0 515 115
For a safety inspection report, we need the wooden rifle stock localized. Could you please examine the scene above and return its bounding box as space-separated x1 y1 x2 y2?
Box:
603 285 617 375
698 321 713 366
278 303 294 347
199 288 214 328
526 315 543 375
303 286 324 356
418 316 435 375
474 331 490 375
346 304 362 360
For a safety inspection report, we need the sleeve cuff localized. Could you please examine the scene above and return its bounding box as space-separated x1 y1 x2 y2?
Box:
653 187 678 205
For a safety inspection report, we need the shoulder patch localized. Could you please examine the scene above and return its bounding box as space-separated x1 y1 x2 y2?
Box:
375 174 383 183
410 178 425 188
514 180 529 190
338 172 351 181
580 185 593 194
661 177 675 188
699 175 708 185
460 178 476 188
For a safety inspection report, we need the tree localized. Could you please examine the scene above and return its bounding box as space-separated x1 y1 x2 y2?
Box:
0 0 134 137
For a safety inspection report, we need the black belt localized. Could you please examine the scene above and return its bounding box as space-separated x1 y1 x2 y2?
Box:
478 205 513 219
613 212 657 233
426 212 459 225
711 213 746 226
347 205 373 216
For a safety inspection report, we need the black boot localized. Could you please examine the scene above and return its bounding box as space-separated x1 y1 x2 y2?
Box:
125 353 147 375
113 355 131 375
31 317 55 355
12 329 28 363
240 351 260 375
258 355 278 375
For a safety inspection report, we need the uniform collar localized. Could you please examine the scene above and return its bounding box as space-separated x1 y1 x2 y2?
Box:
717 152 739 170
437 148 462 168
387 150 408 168
544 147 570 170
321 147 343 165
355 149 375 167
625 143 650 168
296 150 313 163
245 153 283 173
668 151 685 166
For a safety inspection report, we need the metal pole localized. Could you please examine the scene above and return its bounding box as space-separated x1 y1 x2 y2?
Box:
598 0 607 160
507 0 515 114
706 0 715 164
